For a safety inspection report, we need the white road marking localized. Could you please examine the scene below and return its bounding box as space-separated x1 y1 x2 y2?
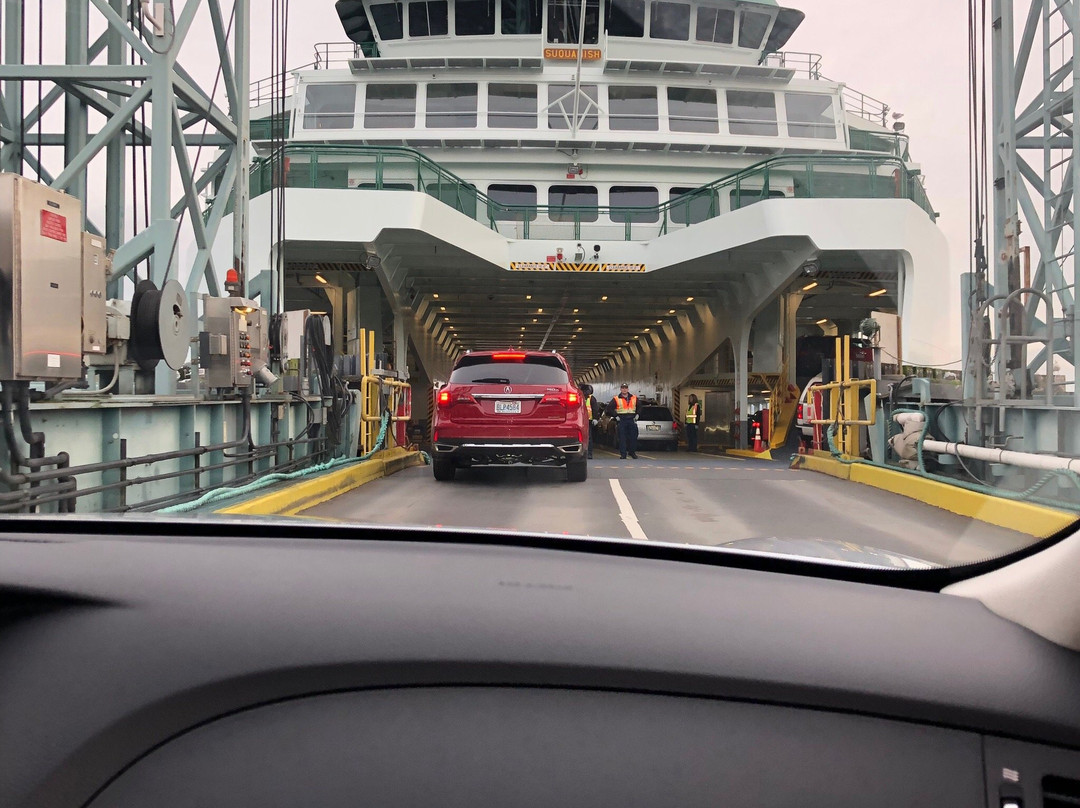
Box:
609 478 649 541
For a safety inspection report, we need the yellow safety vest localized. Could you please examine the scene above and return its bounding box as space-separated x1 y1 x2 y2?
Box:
585 398 594 419
685 404 699 424
615 394 637 415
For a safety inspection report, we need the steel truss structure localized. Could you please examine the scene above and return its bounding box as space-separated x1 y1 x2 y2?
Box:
975 0 1080 418
0 0 248 321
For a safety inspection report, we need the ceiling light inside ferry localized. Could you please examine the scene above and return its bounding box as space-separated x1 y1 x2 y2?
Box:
869 288 888 297
440 306 446 311
803 282 818 291
538 308 543 313
526 295 532 300
668 309 675 314
573 308 579 313
816 319 829 325
433 293 439 299
601 296 608 301
686 297 694 302
315 274 328 285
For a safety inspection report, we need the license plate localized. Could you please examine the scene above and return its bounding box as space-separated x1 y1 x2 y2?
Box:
495 400 522 414
646 424 661 431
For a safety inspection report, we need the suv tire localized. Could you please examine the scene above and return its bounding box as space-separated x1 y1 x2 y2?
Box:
432 457 456 481
566 459 588 482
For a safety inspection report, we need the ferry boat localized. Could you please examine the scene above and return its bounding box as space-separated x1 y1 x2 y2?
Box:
212 0 948 447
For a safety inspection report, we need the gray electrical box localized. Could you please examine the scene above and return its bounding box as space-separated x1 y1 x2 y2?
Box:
82 232 107 357
201 296 269 391
0 174 83 381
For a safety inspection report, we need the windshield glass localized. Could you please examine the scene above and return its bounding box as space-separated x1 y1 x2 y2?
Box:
1 0 1077 574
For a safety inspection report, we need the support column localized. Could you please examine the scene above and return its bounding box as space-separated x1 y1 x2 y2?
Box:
65 0 90 220
105 0 127 299
734 319 751 449
233 0 251 295
394 312 409 379
3 0 24 175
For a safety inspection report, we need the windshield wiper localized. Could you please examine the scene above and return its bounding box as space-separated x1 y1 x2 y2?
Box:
468 378 511 384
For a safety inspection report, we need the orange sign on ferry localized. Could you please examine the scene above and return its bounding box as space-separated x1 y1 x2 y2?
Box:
544 47 602 60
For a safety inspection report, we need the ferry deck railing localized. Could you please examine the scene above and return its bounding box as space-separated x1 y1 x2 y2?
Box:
238 144 936 241
251 46 897 129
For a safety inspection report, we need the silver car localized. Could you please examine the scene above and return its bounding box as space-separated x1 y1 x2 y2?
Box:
635 403 679 451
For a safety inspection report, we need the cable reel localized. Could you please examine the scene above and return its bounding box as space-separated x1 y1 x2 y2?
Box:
129 279 191 371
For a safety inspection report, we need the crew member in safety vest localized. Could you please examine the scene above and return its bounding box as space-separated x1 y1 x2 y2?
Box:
685 394 702 453
583 385 600 459
609 383 638 459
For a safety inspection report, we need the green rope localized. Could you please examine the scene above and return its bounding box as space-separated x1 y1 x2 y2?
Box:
158 412 392 514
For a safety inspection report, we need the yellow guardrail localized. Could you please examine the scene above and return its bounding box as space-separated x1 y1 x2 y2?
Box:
357 328 412 455
808 335 877 459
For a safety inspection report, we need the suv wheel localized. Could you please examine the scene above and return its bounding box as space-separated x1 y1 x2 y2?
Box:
566 458 588 482
432 457 456 481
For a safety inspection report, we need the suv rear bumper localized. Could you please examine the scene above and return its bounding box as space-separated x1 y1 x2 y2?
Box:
432 438 586 466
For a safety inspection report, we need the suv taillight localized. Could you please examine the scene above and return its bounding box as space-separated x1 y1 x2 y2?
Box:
797 403 803 421
437 390 451 407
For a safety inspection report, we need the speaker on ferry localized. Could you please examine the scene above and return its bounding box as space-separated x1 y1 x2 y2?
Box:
336 0 372 44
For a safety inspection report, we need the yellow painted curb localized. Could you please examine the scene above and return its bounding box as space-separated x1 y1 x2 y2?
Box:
789 454 1077 535
726 448 774 460
217 448 423 517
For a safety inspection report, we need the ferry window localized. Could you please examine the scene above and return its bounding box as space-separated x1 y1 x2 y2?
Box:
668 87 718 133
549 185 599 222
695 6 734 44
738 9 770 48
365 84 417 128
548 84 599 130
489 84 538 128
608 86 659 131
370 2 404 39
610 186 659 223
501 0 542 34
488 184 538 220
547 0 600 44
650 1 690 41
427 83 478 127
729 188 785 210
409 0 448 36
669 187 716 224
726 90 778 136
786 92 836 139
606 0 645 37
303 84 357 130
456 0 495 35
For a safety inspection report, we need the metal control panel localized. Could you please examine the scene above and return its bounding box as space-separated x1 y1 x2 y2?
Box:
82 233 108 357
201 297 269 391
0 174 83 381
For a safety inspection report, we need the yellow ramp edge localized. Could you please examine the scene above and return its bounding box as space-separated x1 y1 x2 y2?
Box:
217 448 423 517
790 454 1077 536
727 448 774 460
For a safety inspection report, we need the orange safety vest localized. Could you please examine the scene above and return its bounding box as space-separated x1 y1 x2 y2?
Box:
614 393 637 416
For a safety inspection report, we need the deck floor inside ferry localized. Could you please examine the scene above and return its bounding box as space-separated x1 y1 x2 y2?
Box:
301 449 1032 567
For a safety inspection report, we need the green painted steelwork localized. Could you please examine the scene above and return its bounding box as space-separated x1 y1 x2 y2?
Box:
242 144 937 240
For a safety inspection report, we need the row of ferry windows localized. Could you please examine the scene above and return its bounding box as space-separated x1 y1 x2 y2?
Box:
304 83 838 139
370 0 771 47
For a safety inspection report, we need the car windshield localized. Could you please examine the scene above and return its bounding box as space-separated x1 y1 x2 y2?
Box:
0 0 1076 574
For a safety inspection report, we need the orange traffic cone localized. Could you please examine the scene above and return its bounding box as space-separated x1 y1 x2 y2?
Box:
753 425 763 453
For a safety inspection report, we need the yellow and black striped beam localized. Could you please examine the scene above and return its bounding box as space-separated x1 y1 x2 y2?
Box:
509 262 647 273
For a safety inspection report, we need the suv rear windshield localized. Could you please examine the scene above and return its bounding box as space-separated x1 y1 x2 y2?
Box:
449 355 570 385
638 406 673 420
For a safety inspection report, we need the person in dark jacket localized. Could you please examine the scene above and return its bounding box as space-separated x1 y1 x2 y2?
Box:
685 394 702 452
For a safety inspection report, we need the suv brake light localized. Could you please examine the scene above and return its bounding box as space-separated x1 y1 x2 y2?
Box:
567 391 579 405
797 403 804 421
673 421 679 431
492 352 526 361
437 390 451 407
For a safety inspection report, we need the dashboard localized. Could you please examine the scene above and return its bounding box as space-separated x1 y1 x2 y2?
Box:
1 519 1079 807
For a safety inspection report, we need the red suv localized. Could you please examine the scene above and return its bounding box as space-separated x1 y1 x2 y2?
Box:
431 350 589 482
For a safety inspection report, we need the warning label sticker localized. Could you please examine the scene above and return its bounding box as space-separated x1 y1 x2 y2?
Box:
509 262 646 273
40 210 68 243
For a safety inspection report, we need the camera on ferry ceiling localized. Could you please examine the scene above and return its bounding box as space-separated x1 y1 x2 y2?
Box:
801 260 821 278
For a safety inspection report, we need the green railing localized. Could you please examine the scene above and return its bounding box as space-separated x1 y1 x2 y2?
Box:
848 129 911 161
244 144 937 239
